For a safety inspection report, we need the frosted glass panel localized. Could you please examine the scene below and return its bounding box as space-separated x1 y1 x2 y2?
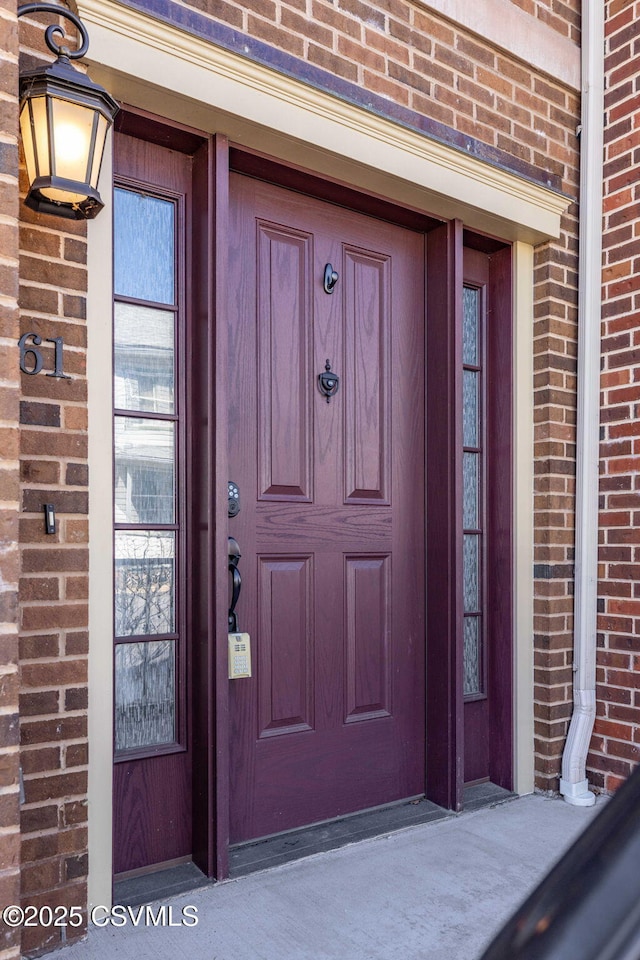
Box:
463 370 479 447
114 188 175 304
463 286 482 698
115 640 175 751
51 98 94 184
463 452 479 529
114 417 175 524
115 531 175 637
463 617 482 696
114 302 174 414
463 534 480 613
463 286 479 365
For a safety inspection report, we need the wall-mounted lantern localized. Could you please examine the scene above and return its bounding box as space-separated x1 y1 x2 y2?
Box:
17 2 119 219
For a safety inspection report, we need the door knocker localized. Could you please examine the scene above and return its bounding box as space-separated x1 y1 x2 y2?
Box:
318 359 339 403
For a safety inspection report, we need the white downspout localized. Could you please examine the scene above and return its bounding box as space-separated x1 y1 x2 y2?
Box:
559 0 604 807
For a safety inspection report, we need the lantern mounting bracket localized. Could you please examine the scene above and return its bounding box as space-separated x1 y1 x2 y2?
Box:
17 2 89 59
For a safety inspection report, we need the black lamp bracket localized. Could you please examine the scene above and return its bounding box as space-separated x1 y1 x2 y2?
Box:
17 2 89 60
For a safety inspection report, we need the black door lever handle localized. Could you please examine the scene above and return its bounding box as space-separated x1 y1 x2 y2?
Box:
228 536 241 631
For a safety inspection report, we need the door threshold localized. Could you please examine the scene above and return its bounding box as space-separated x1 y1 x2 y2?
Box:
230 783 515 878
113 860 210 908
463 781 515 811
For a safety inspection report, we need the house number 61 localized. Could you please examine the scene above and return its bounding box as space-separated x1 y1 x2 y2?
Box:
18 333 71 379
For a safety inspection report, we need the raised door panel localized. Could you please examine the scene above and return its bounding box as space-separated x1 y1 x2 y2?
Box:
343 247 391 504
344 555 392 722
258 555 314 738
257 221 313 501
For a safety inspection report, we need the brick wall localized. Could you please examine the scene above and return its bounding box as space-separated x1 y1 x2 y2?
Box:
15 11 90 956
0 0 21 957
7 0 584 950
532 219 579 792
591 0 640 795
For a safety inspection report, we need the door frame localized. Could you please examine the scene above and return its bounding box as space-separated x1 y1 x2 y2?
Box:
101 107 515 883
190 132 514 875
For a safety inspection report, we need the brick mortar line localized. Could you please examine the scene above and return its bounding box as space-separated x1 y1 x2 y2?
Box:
19 233 89 246
18 234 87 250
21 723 89 731
15 316 87 328
21 668 86 681
22 757 89 769
18 286 90 299
22 424 89 432
602 236 640 247
23 818 88 829
20 636 88 645
23 767 90 780
20 795 88 807
20 736 87 744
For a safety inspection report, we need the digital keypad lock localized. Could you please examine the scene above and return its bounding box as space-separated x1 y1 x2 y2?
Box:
228 480 240 518
228 632 252 679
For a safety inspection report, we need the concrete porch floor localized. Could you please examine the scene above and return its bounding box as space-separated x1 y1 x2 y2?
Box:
55 792 601 960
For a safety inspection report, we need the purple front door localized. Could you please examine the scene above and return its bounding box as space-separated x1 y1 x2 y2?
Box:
227 174 426 842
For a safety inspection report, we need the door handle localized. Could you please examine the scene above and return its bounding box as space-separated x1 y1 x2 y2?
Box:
228 536 242 631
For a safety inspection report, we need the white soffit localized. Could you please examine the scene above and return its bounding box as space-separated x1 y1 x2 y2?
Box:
78 0 569 242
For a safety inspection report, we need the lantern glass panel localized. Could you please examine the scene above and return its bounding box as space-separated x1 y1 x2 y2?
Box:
45 96 94 198
89 112 108 189
19 100 38 185
21 96 50 181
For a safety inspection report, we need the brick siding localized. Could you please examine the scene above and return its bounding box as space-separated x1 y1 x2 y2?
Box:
14 11 90 955
6 0 586 951
591 0 640 795
0 0 22 955
17 180 90 959
532 211 580 791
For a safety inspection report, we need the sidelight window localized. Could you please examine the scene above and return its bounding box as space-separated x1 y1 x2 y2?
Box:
112 185 184 757
462 285 485 699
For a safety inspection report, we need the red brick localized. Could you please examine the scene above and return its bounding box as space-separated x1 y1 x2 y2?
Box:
21 548 89 573
21 658 87 687
19 690 59 717
23 771 87 804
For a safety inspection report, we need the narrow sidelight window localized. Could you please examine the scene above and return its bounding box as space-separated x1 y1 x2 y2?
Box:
462 285 485 699
112 186 184 757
